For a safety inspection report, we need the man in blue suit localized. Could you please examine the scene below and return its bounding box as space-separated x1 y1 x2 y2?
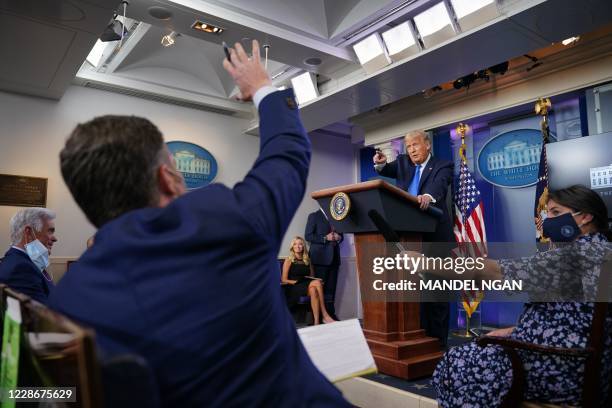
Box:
0 208 57 304
305 209 343 319
374 130 454 345
50 41 349 407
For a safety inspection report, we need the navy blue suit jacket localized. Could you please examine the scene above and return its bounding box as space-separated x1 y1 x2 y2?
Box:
305 210 343 266
49 90 349 407
0 247 53 304
377 154 454 242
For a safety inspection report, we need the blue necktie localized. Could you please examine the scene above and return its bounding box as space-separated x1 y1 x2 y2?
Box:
408 164 421 196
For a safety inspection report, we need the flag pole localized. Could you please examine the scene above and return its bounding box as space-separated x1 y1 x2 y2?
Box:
455 122 477 338
534 97 552 244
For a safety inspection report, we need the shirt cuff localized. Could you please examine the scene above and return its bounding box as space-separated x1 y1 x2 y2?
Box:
374 163 386 172
253 86 279 110
423 193 436 203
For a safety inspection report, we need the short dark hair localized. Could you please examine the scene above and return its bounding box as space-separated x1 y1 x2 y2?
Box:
548 185 610 238
60 115 165 227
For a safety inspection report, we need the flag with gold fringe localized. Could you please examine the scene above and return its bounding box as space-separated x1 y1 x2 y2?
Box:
452 124 487 320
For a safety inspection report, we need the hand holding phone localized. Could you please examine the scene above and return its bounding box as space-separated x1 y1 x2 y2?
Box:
222 41 231 63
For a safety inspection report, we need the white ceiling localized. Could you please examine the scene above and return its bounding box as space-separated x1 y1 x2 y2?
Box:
2 0 612 131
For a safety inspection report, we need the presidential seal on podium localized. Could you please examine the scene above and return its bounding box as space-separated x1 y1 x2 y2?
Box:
330 192 350 221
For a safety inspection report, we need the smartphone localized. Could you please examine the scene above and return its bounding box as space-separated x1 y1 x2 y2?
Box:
222 41 231 62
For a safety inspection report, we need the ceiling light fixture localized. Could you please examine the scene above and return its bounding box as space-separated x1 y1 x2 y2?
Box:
413 2 455 48
192 21 224 34
86 40 109 67
561 36 580 46
353 33 391 75
450 0 498 32
99 1 129 47
291 72 319 106
381 21 418 61
161 31 179 47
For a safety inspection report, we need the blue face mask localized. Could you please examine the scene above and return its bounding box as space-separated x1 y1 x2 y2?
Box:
542 212 582 242
25 235 50 273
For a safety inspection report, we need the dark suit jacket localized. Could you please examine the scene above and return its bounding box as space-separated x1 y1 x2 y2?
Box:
49 90 349 408
377 154 454 242
305 210 343 266
0 247 53 304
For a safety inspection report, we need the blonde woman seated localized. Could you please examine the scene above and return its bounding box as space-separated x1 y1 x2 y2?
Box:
282 236 336 325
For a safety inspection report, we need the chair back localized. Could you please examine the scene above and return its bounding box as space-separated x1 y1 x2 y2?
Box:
1 286 103 408
100 354 161 408
581 249 612 407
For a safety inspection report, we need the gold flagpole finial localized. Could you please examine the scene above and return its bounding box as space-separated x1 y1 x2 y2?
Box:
456 123 469 162
535 97 552 116
535 97 552 143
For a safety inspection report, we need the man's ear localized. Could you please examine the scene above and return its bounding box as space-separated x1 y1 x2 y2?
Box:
22 225 35 243
157 164 176 196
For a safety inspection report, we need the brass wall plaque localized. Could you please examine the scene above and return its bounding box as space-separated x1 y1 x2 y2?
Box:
0 174 48 207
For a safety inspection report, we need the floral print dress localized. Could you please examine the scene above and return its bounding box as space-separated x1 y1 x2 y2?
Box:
432 233 612 407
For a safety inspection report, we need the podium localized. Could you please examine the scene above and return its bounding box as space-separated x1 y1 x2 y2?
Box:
312 180 444 379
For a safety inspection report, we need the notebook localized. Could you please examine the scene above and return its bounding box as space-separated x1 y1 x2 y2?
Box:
298 319 377 383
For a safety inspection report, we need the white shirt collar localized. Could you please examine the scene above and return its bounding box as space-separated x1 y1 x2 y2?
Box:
11 245 26 254
416 153 432 170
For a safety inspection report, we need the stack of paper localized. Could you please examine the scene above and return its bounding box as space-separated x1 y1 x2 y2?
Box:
298 319 377 383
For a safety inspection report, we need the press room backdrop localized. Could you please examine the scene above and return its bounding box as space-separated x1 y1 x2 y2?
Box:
359 85 604 328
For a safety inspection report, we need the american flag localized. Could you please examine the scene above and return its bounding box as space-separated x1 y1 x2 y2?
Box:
453 159 487 257
453 158 488 319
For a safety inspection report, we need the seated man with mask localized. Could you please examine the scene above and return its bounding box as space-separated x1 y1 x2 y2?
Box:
0 208 58 304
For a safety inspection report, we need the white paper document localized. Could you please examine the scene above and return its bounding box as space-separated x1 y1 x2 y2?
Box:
298 319 377 383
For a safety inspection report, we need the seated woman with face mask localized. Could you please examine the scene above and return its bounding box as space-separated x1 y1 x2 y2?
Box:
430 185 611 407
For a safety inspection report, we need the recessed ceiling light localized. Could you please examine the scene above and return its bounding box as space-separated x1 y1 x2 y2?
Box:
304 57 322 67
148 6 173 20
192 20 224 34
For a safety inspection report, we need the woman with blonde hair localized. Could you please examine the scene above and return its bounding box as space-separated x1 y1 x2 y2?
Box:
282 236 336 325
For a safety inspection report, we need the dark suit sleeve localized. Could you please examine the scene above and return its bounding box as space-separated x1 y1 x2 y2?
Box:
305 212 325 244
424 161 454 202
8 262 47 304
376 160 399 179
232 90 310 248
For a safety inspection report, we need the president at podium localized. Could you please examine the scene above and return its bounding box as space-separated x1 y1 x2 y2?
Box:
373 130 454 345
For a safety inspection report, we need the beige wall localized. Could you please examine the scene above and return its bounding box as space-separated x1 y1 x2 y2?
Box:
0 86 359 296
0 85 255 260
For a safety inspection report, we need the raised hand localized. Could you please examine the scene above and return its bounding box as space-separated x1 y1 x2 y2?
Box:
222 40 272 102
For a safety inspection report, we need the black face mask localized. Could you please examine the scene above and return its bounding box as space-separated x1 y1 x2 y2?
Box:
542 212 582 242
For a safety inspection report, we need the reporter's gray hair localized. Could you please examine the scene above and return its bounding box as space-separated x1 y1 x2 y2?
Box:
9 208 56 245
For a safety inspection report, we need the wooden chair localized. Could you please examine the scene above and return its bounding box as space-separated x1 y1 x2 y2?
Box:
477 252 612 407
2 286 103 408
